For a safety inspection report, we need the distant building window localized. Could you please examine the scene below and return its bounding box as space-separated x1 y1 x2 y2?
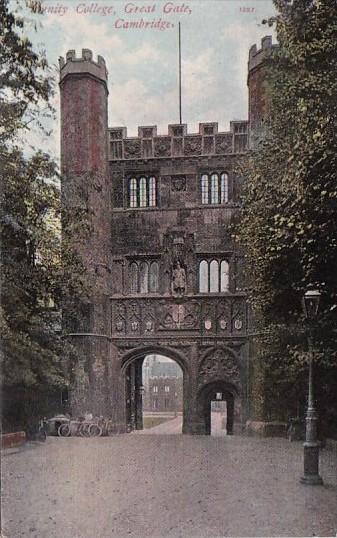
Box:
164 385 170 393
129 260 159 294
199 259 230 293
164 398 169 409
201 172 230 204
153 386 158 393
128 176 157 208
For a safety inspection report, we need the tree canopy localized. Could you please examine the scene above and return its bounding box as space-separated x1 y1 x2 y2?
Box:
235 0 337 425
0 0 87 430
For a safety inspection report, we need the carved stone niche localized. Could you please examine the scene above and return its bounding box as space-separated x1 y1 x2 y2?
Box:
198 349 240 386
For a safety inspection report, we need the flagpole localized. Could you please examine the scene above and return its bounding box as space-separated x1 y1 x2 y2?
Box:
179 22 182 124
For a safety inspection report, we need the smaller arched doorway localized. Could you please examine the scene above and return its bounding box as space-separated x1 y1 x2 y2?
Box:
198 381 239 436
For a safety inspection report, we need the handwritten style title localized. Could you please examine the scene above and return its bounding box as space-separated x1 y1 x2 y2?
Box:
43 3 192 30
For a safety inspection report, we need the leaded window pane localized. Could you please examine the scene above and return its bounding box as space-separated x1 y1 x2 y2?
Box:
199 260 208 292
201 174 209 204
211 173 219 204
139 261 149 293
210 260 219 292
139 177 147 207
220 173 229 203
149 261 159 292
220 260 229 291
130 262 138 293
129 178 137 208
149 177 156 207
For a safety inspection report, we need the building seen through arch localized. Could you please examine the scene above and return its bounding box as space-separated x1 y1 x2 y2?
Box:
60 37 279 435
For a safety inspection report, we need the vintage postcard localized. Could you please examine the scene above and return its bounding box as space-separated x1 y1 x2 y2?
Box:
2 0 337 536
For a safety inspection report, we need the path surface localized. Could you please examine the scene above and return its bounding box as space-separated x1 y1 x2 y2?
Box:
136 415 183 434
2 434 337 538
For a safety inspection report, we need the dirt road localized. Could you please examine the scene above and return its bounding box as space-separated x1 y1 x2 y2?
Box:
2 434 337 537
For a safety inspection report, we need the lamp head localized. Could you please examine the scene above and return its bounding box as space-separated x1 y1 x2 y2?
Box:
303 289 321 320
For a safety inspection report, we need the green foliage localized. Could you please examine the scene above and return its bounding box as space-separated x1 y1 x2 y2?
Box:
0 0 88 429
235 0 337 422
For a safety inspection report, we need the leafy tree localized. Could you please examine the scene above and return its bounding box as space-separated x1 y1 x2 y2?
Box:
0 0 87 431
235 0 337 433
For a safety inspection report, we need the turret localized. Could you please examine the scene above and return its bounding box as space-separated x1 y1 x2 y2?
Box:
247 36 278 147
59 49 111 321
59 49 111 416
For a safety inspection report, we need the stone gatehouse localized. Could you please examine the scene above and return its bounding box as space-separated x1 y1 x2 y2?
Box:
59 37 276 434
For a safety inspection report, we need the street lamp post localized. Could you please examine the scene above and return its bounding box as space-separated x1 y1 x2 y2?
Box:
300 289 323 486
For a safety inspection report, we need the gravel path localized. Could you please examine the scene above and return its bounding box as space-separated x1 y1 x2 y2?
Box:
2 433 337 537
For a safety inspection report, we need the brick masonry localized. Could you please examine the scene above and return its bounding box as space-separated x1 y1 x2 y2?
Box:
59 38 275 434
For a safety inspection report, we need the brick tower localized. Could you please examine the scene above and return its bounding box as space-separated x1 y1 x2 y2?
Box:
247 35 277 148
59 49 112 417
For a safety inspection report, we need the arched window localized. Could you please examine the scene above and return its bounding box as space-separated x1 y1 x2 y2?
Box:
139 261 149 293
199 259 230 293
199 260 208 292
128 176 157 208
220 260 229 291
149 261 159 292
149 177 156 207
201 174 209 204
129 178 137 208
139 177 147 207
210 260 219 292
220 173 229 203
130 262 138 293
200 172 230 205
211 174 219 204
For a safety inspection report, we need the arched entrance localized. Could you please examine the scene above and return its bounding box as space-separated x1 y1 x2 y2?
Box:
200 381 236 435
120 346 190 434
195 345 242 435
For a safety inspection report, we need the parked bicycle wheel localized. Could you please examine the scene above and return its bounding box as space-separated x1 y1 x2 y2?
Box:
88 424 102 437
58 423 71 437
79 423 91 437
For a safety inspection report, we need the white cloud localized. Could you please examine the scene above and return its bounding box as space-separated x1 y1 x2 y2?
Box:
123 43 161 65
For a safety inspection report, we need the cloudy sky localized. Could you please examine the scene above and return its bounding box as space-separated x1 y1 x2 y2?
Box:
22 0 276 157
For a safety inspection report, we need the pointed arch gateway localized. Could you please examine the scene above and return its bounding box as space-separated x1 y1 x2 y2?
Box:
120 345 191 434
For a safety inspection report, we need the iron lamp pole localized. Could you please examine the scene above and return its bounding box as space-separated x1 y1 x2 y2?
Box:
300 289 323 485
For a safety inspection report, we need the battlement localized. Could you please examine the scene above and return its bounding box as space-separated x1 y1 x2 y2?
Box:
109 121 248 160
248 36 278 73
59 49 108 85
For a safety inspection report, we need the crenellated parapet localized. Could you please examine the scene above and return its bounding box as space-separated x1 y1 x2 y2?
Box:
59 48 108 89
248 35 278 78
109 121 248 160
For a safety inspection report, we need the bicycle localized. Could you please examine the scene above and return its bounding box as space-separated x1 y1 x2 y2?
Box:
97 417 114 436
58 419 102 437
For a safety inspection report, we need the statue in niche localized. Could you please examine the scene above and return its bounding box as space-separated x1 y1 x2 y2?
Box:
171 261 187 296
